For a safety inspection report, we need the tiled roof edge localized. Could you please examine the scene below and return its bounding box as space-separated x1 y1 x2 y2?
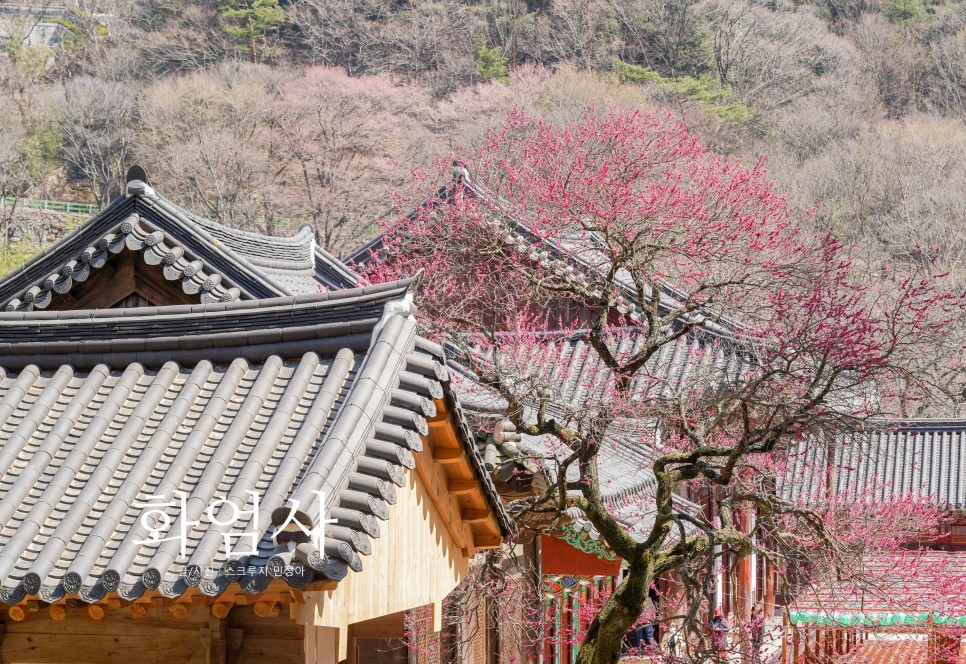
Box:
133 183 296 297
0 280 415 369
0 277 413 323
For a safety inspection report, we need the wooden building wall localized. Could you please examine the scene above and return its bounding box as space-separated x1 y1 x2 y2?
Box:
0 603 304 664
301 467 469 663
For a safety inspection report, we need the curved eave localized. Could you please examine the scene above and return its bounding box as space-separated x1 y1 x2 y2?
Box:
0 278 509 609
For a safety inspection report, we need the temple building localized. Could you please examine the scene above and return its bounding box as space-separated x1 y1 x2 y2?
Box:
779 420 966 663
351 171 966 664
350 173 764 662
0 173 510 663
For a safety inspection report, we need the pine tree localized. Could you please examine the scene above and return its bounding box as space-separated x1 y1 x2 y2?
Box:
219 0 285 62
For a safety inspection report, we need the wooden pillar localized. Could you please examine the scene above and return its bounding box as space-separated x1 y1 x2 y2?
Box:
781 617 788 664
742 510 752 609
765 558 776 616
303 625 338 664
226 627 244 664
207 615 227 664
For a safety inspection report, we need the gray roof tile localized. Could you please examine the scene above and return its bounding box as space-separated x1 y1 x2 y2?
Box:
0 281 508 604
781 420 966 511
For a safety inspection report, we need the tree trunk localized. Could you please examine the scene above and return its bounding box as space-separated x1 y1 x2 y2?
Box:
575 564 651 664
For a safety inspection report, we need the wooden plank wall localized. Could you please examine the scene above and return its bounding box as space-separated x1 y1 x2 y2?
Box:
305 469 468 662
228 605 304 664
0 603 304 664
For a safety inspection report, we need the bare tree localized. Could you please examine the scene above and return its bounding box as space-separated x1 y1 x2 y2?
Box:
292 0 481 96
51 76 136 206
850 14 929 118
273 67 433 254
134 65 285 229
779 117 966 293
707 1 844 116
0 117 33 239
925 8 966 120
126 0 232 75
290 0 395 75
528 0 619 70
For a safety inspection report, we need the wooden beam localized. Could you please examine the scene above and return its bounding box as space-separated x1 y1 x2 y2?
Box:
134 258 198 306
473 535 503 549
51 258 118 309
461 508 491 523
72 254 136 310
227 628 244 652
209 615 227 664
447 479 477 495
0 578 328 625
425 401 506 549
427 421 460 447
302 580 338 593
432 447 464 463
212 603 232 619
412 450 470 551
253 601 280 618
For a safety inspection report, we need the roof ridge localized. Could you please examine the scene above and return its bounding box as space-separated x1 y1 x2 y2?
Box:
191 214 315 245
131 182 358 291
861 418 966 432
130 182 299 296
347 178 743 339
0 277 414 323
0 181 324 306
0 279 417 369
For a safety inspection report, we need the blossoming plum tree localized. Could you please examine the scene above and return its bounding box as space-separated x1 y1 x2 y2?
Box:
364 108 965 664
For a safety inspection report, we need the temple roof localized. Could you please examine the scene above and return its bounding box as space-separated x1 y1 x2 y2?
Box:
348 176 739 337
0 179 358 312
350 175 749 546
0 280 509 606
780 419 966 512
452 329 731 542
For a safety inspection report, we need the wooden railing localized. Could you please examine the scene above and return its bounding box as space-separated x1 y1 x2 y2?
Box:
782 618 964 664
1 196 98 215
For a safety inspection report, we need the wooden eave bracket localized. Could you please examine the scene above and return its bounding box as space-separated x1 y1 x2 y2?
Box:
0 579 337 621
417 398 505 551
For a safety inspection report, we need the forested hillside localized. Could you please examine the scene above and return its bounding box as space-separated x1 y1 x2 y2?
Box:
1 0 964 283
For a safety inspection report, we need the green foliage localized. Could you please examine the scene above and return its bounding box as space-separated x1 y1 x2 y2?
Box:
615 59 753 124
473 37 510 83
1 19 53 75
884 0 942 24
22 127 62 177
0 214 84 277
219 0 285 59
0 241 41 277
0 123 61 200
888 0 923 21
2 42 52 75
